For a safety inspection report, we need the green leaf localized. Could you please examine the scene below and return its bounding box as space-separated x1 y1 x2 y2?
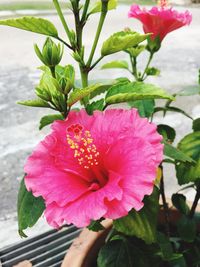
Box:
157 232 173 261
101 31 149 56
97 237 134 267
39 114 64 130
166 106 193 120
101 60 129 70
171 194 190 215
113 187 159 244
157 233 187 266
17 98 51 108
0 16 58 37
145 67 160 76
193 118 200 132
177 215 196 242
163 158 175 164
56 65 75 82
175 132 200 185
128 99 155 118
125 45 146 58
177 86 200 96
105 81 174 105
67 84 101 107
90 84 111 99
170 255 187 267
89 0 117 14
157 124 176 143
88 220 105 232
86 99 104 115
18 177 45 237
164 142 195 164
38 67 62 95
154 106 193 120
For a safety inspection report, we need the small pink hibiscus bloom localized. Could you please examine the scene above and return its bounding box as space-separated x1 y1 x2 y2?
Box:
128 3 192 42
24 109 163 228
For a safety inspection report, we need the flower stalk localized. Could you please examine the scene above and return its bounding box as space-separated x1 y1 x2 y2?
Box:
53 0 73 46
140 51 154 81
86 0 108 67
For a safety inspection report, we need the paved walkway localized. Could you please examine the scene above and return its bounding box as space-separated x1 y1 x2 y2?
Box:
0 5 199 248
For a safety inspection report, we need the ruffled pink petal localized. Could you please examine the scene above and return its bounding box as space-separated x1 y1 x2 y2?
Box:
25 135 90 206
44 171 123 227
128 4 192 40
102 135 160 218
24 109 164 228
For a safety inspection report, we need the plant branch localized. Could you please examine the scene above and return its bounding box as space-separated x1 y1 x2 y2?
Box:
130 55 138 81
81 0 91 24
160 165 170 237
73 5 83 50
56 36 73 50
86 1 108 67
90 55 104 70
189 184 200 218
141 52 154 81
53 0 72 45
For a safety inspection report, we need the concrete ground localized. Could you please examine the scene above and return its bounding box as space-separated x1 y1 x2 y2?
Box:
0 5 200 248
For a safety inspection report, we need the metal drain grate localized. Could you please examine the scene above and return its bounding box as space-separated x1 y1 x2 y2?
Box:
0 225 81 267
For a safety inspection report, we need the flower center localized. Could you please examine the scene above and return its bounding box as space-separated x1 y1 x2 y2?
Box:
66 124 100 170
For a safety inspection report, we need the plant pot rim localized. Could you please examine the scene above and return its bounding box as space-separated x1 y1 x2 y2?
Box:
61 203 200 267
61 219 112 267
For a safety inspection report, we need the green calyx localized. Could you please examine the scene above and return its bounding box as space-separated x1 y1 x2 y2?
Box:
146 35 161 53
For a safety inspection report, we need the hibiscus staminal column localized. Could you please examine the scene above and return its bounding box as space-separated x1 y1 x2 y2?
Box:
158 0 168 8
66 124 107 188
24 109 163 228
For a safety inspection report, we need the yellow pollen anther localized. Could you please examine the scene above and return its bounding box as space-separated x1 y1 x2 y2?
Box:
158 0 168 8
66 124 100 169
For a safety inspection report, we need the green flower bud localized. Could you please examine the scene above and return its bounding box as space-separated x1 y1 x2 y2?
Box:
34 37 64 67
72 51 84 65
35 86 51 101
56 65 75 95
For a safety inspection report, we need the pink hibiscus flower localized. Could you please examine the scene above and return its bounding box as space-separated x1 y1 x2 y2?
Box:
128 4 192 41
24 109 163 228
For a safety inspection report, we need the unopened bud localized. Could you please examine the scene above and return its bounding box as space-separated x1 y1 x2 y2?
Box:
34 37 63 67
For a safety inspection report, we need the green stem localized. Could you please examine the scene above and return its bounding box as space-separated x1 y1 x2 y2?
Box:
81 0 91 23
70 0 83 51
80 68 89 87
189 184 200 218
63 95 70 119
86 1 108 67
160 165 170 237
141 52 154 81
74 10 83 50
130 55 138 81
53 0 72 45
80 68 89 107
90 55 104 70
50 66 56 78
56 36 73 50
